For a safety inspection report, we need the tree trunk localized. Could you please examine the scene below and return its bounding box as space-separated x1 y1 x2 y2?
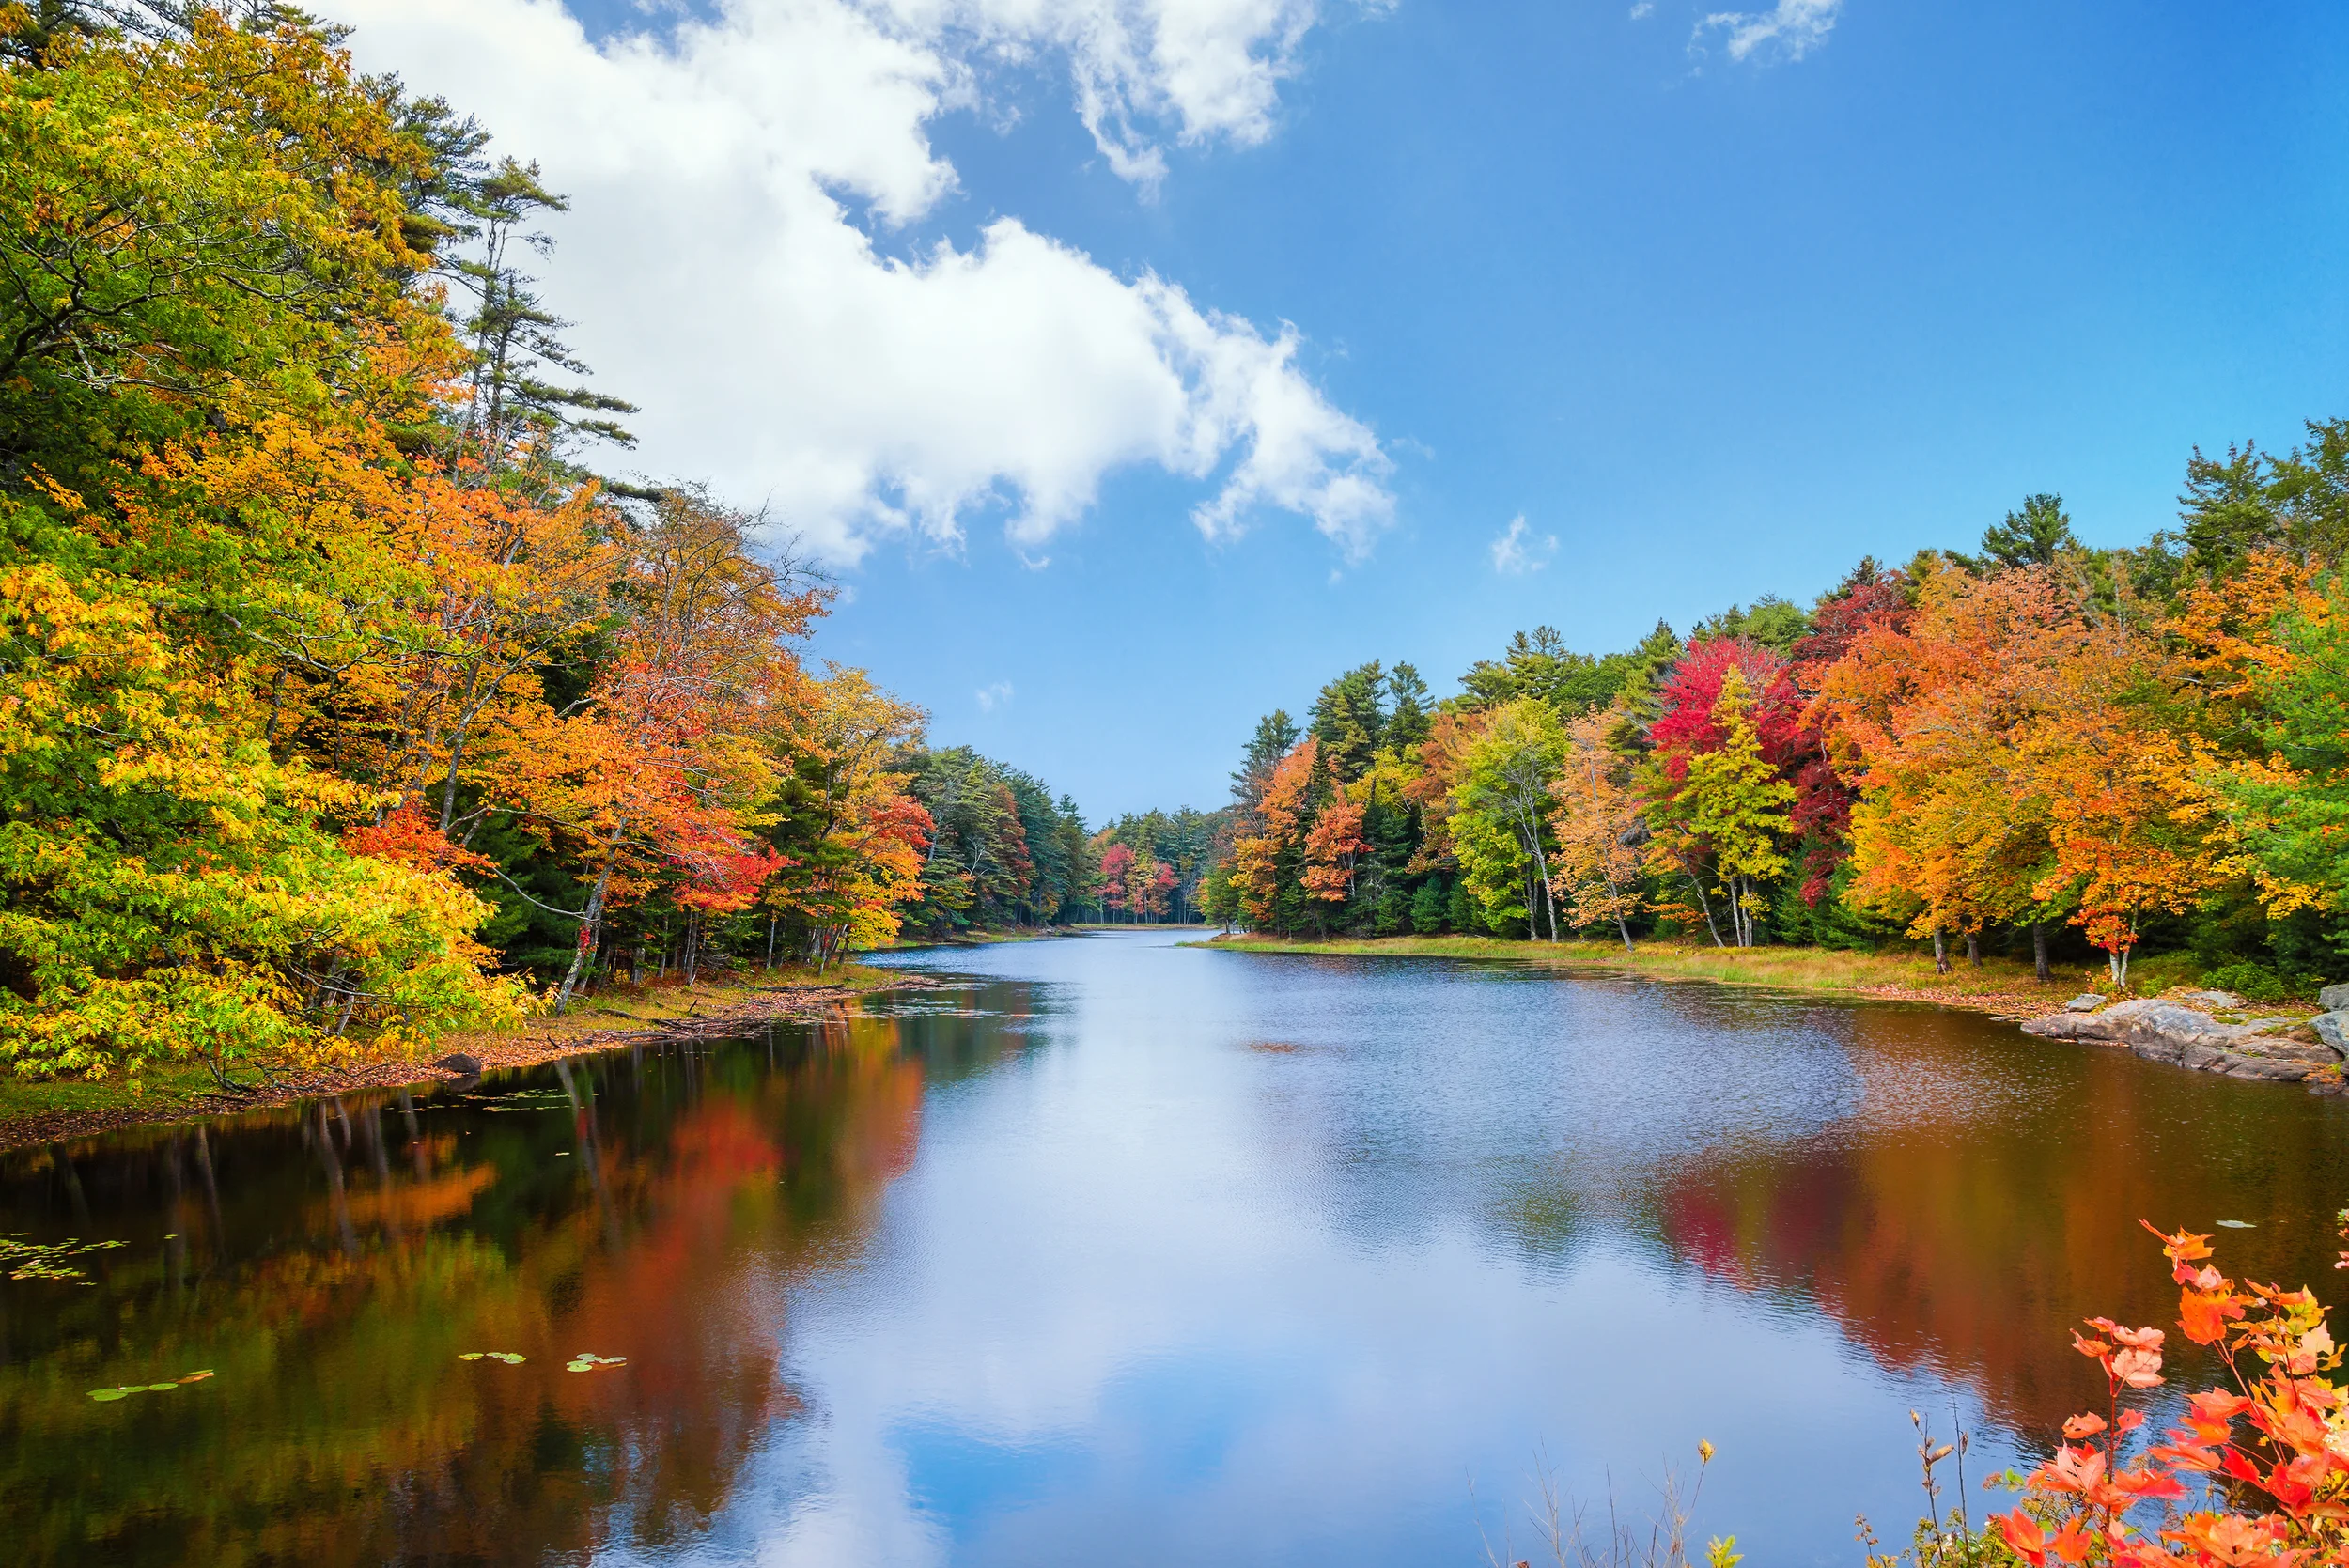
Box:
555 860 615 1016
767 914 778 970
1932 925 1950 975
1688 875 1725 947
2031 922 2050 983
1965 930 1981 968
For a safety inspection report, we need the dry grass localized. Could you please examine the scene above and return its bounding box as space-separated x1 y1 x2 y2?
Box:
1190 933 2106 1017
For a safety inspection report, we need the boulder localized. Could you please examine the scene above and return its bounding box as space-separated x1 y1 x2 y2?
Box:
2021 998 2336 1083
2313 1012 2349 1052
2322 984 2349 1013
434 1051 484 1076
2063 994 2104 1013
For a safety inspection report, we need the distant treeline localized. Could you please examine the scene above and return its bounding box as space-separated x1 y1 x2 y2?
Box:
1201 455 2349 999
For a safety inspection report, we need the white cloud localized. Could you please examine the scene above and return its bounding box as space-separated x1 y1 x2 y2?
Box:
1489 515 1557 576
320 0 1394 566
976 680 1015 710
1693 0 1841 63
1627 1 1654 18
880 0 1339 194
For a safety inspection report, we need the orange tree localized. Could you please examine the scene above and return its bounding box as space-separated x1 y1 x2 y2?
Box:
1820 562 2221 986
1233 737 1318 932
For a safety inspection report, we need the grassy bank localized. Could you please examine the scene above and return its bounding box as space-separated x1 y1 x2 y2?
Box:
0 962 904 1150
1184 932 2194 1016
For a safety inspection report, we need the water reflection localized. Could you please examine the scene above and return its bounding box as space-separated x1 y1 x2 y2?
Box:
2 936 2345 1568
0 1000 1037 1565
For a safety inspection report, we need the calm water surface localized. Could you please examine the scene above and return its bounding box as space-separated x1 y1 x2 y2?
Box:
6 931 2348 1566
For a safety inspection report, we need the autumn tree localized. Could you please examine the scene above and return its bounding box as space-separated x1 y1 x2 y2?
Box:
1302 780 1368 917
1233 737 1317 932
1548 708 1644 950
1643 669 1794 949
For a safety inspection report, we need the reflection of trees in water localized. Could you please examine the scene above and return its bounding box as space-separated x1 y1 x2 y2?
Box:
1648 1005 2349 1437
0 1000 1031 1566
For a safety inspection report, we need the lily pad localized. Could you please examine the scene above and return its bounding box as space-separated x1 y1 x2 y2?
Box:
177 1370 213 1383
565 1353 627 1373
86 1388 133 1402
460 1352 527 1364
145 1382 179 1392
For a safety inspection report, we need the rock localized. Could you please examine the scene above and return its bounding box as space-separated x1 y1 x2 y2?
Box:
434 1051 484 1076
2171 988 2249 1011
2064 994 2104 1013
2314 1012 2349 1052
2019 997 2340 1086
2021 1013 2109 1041
2322 983 2349 1013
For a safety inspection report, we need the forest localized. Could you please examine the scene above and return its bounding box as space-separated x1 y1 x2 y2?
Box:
1201 469 2349 1001
0 2 1141 1087
12 0 2349 1102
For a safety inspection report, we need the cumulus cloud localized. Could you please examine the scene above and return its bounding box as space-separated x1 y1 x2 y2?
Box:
1693 0 1841 63
1490 515 1557 575
975 680 1015 710
1628 2 1654 18
320 0 1394 565
882 0 1335 193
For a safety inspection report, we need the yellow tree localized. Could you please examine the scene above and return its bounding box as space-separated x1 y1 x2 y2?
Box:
758 665 931 970
1643 669 1793 949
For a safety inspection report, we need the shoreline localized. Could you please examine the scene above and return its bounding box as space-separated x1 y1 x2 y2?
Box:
0 969 930 1157
1183 931 2085 1018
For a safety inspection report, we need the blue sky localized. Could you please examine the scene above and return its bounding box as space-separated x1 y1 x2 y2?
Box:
332 1 2349 821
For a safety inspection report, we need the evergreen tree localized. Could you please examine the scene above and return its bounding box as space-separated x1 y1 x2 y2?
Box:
1309 661 1386 782
1978 493 2079 568
1385 662 1433 753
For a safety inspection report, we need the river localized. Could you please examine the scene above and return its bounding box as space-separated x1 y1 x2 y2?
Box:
4 930 2345 1566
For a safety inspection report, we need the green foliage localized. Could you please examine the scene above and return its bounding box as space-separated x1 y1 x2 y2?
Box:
1451 698 1567 939
2212 572 2349 938
1444 877 1478 934
2199 961 2309 1005
1310 660 1387 782
1456 624 1671 718
1691 596 1812 654
2174 419 2349 575
901 748 1093 934
1411 878 1448 934
1975 493 2078 569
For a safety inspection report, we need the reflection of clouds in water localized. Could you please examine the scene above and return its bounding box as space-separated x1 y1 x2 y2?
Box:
733 1218 2006 1567
586 932 2349 1564
665 935 2032 1564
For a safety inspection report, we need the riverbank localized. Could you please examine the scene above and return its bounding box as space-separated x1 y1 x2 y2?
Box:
0 964 913 1155
1188 932 2112 1017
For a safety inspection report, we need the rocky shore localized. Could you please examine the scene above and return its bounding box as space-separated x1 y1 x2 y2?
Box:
2020 986 2349 1092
